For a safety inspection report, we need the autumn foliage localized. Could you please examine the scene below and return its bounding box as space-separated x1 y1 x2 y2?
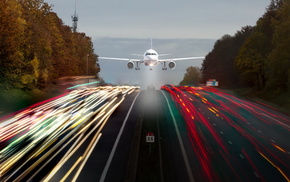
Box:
0 0 99 90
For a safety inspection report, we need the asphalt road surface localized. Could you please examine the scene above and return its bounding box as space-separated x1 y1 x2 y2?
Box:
1 85 290 182
160 85 290 182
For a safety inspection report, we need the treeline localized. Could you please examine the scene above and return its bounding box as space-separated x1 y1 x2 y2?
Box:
179 66 202 86
202 0 290 96
0 0 100 90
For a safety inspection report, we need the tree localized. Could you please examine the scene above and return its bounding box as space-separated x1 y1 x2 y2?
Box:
236 32 268 89
0 0 26 89
179 66 202 86
268 0 290 93
202 26 253 88
235 0 285 91
0 0 100 90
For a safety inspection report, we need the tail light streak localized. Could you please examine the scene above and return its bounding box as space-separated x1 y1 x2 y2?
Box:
161 85 290 181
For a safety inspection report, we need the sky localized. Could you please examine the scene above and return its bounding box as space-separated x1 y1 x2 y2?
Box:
45 0 271 89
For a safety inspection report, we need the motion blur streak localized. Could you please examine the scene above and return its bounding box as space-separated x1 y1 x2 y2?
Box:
258 151 290 181
161 85 290 182
0 86 139 181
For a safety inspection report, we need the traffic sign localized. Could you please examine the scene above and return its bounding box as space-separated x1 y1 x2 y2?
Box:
206 81 219 86
146 132 155 143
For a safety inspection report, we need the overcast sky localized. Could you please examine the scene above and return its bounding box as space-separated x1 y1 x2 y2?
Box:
45 0 271 89
46 0 270 39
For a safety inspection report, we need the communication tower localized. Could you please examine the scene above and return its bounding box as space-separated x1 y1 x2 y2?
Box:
71 5 78 32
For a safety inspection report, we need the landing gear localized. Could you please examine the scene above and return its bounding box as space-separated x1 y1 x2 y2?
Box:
135 62 140 70
162 62 167 70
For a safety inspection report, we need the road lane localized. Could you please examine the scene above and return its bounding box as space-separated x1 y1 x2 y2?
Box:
162 90 195 182
135 88 198 182
2 85 290 182
0 86 139 181
161 85 290 181
99 91 140 181
75 90 140 182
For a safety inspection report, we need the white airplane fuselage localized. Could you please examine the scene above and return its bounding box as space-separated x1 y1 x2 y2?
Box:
143 49 159 66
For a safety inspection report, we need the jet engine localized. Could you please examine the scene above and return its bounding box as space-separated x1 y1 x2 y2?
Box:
127 61 134 69
168 61 176 69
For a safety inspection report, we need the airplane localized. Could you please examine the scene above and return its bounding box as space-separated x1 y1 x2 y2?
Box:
98 40 204 70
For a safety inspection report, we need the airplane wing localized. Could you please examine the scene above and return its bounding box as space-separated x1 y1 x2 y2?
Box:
98 57 142 62
159 57 204 62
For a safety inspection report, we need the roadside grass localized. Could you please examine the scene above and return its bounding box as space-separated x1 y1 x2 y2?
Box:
0 85 67 117
0 89 32 117
232 88 290 115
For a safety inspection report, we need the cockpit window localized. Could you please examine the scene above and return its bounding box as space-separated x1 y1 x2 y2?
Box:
145 53 156 56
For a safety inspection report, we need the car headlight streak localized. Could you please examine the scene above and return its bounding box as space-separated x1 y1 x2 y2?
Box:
0 86 139 181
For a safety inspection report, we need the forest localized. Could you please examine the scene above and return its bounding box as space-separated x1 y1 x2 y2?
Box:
200 0 290 109
0 0 99 115
0 0 99 91
179 0 290 109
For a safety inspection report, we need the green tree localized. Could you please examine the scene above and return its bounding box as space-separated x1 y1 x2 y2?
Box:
180 66 202 86
236 32 268 89
235 0 283 90
202 26 253 88
268 0 290 93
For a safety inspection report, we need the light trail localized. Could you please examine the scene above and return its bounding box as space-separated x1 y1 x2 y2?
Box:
161 85 290 181
0 86 139 181
100 92 140 182
161 90 195 182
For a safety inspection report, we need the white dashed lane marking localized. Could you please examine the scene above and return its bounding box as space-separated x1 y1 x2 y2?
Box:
254 172 260 178
261 113 290 129
270 139 276 143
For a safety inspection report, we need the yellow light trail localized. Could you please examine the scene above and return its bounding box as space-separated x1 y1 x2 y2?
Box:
258 151 290 182
34 138 57 158
60 156 83 182
273 144 286 153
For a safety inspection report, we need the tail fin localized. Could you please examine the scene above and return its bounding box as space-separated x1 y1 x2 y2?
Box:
150 38 153 49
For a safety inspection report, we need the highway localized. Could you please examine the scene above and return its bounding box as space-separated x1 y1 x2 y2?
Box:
0 86 139 181
1 85 290 181
161 85 290 182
